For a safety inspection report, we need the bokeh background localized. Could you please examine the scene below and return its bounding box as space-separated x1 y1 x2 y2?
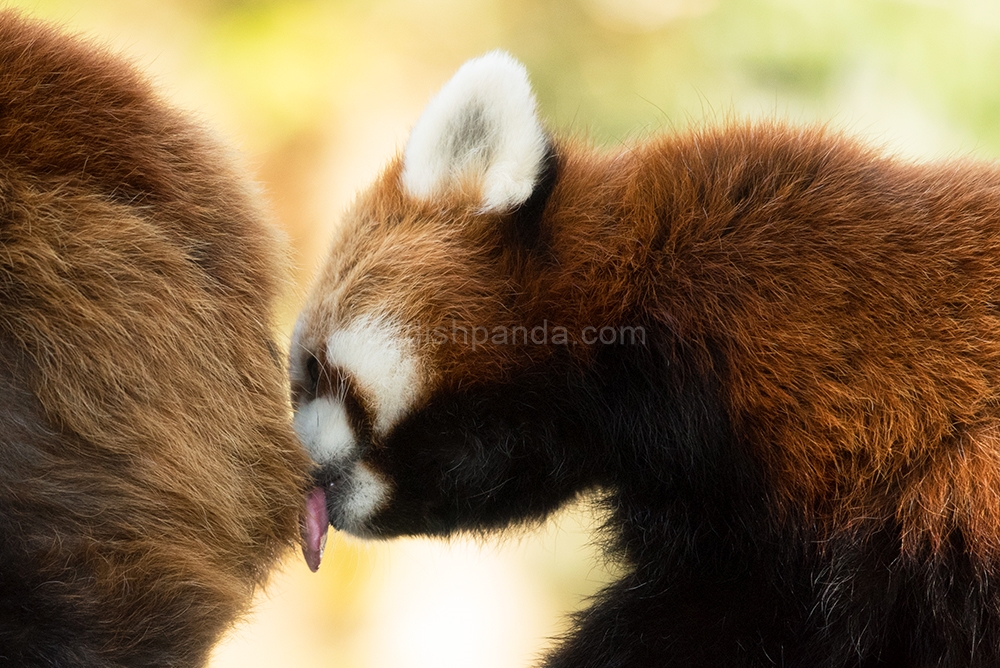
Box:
6 0 1000 665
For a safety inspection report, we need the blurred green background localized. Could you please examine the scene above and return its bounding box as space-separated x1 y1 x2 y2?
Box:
6 0 1000 665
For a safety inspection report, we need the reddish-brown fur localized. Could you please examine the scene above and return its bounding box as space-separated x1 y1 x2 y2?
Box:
545 127 1000 555
0 12 310 665
295 48 1000 660
318 122 1000 563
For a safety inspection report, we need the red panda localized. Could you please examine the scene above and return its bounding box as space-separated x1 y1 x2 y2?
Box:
294 51 1000 666
0 12 311 666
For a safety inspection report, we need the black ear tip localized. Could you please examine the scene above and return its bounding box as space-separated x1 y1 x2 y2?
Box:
506 139 559 250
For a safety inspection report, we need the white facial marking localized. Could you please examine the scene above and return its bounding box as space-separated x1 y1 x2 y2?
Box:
325 314 421 435
402 50 547 213
293 394 356 464
341 463 390 530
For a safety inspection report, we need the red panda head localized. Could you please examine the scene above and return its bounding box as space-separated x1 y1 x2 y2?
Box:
293 53 603 549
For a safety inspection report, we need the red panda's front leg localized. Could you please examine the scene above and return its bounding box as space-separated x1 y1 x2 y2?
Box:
543 569 799 668
543 561 900 668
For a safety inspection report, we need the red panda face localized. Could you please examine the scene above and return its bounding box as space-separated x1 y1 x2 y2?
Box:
293 53 596 546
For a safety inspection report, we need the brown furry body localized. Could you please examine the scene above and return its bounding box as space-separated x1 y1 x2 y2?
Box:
320 122 1000 552
548 125 1000 555
296 77 1000 664
0 12 310 666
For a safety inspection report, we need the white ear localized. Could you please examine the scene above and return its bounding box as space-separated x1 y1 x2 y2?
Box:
401 51 548 213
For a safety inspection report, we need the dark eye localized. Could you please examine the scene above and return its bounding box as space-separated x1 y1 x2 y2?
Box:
305 354 321 396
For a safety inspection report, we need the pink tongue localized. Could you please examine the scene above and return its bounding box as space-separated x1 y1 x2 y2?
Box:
301 486 330 572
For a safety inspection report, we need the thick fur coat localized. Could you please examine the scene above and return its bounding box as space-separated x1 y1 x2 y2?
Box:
0 13 311 666
294 53 1000 666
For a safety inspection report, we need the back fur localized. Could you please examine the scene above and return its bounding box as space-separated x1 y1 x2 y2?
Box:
295 55 1000 666
549 125 1000 551
0 12 310 666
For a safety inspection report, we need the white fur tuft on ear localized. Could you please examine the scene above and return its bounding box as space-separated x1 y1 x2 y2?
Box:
401 51 548 213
